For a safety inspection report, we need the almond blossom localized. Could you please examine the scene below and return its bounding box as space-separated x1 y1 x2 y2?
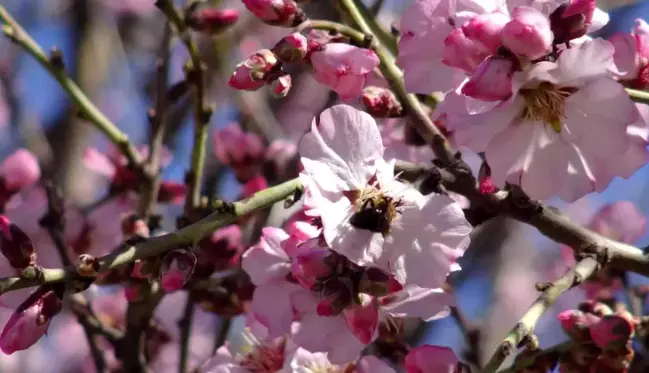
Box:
298 105 471 289
609 18 649 88
444 39 640 201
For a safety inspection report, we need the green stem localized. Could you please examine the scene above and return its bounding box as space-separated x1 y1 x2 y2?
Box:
156 0 213 213
335 0 455 165
0 6 143 168
481 258 600 373
627 88 649 105
345 0 397 54
0 178 303 295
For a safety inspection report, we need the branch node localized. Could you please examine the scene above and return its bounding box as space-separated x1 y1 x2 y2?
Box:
535 282 552 292
22 265 42 280
49 47 65 70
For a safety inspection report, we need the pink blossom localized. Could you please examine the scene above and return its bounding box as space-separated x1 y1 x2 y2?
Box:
501 6 553 59
0 149 40 208
0 287 61 354
403 345 460 373
213 124 266 182
379 119 435 164
241 227 305 338
298 105 471 288
269 73 292 98
241 175 268 199
356 355 395 373
272 33 308 63
442 28 492 73
589 314 635 350
291 245 333 290
462 13 510 53
310 43 379 102
199 331 288 373
228 63 266 91
342 294 379 344
362 87 403 118
589 201 647 243
446 39 640 201
397 0 505 94
186 7 240 34
609 19 649 86
461 56 514 101
242 0 302 27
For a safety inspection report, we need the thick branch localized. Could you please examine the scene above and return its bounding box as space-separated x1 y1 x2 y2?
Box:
496 340 573 373
481 257 600 373
0 6 143 168
0 178 303 295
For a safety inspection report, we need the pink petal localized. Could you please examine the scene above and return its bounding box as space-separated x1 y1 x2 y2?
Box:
82 147 117 178
0 149 41 191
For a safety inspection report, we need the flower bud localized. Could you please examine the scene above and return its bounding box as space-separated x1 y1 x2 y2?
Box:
291 248 333 290
404 345 460 373
272 33 308 63
462 56 513 102
269 73 292 98
562 0 596 27
478 161 497 194
590 315 635 351
443 28 490 73
159 249 197 293
0 286 62 354
462 13 510 53
186 4 239 34
502 6 553 60
213 124 266 182
342 293 379 344
361 86 403 117
358 267 402 297
158 181 186 204
229 63 266 91
0 149 40 207
242 0 304 27
241 175 268 198
558 309 600 341
196 225 244 273
0 216 36 269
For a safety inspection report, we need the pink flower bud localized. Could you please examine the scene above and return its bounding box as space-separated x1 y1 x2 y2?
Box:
462 13 510 53
213 124 265 182
558 309 600 341
0 286 62 354
229 63 266 91
196 225 243 272
158 181 186 204
502 7 554 60
269 73 292 98
589 315 635 350
272 33 308 63
442 28 491 74
310 43 380 102
462 56 513 102
404 345 460 373
264 139 298 181
242 0 303 27
0 215 36 269
159 249 197 293
342 293 378 344
241 175 268 198
0 149 40 206
229 50 279 91
361 86 403 117
291 248 333 289
186 5 239 34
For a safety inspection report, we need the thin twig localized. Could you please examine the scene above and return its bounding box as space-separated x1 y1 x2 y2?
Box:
481 257 601 373
496 340 573 373
0 6 143 168
627 88 649 105
0 178 303 295
155 0 213 213
178 297 195 373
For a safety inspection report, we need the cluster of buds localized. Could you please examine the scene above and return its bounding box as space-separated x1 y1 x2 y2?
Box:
185 2 239 34
361 87 403 117
229 33 308 98
241 0 306 28
557 301 637 373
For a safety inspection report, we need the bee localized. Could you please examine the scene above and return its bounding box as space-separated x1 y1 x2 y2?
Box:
349 193 402 236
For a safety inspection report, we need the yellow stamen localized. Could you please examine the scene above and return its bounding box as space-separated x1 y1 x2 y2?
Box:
520 82 573 133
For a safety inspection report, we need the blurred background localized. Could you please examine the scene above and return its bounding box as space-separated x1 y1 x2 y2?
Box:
0 0 648 372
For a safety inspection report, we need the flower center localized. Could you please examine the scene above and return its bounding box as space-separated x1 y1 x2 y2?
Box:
349 187 401 236
306 361 342 373
519 82 575 133
238 335 286 373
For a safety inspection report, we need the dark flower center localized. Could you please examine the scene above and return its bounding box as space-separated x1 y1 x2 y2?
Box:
349 191 401 236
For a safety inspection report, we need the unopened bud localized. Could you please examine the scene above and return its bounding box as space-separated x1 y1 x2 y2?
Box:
242 0 304 27
361 87 403 117
558 309 600 342
272 33 308 63
478 162 497 195
590 314 635 350
269 73 292 98
159 249 197 293
0 215 36 269
186 4 239 34
0 286 62 354
229 49 279 91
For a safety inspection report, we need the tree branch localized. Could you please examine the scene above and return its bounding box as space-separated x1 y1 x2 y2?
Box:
178 297 194 373
481 257 601 373
627 88 649 105
155 0 213 213
0 5 143 169
0 178 303 295
496 340 573 373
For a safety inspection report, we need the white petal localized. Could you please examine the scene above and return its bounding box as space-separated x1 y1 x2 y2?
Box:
381 285 454 321
250 280 297 338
